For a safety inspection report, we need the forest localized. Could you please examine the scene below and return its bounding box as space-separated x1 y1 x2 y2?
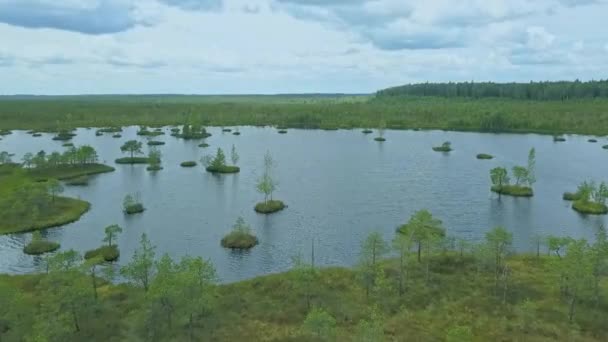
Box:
376 80 608 101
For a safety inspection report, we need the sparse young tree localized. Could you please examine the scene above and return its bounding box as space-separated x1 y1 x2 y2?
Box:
120 140 143 158
393 230 414 295
562 239 594 322
355 308 385 342
527 148 536 186
46 178 64 202
148 148 162 167
512 166 528 186
485 226 512 296
397 210 445 262
121 233 156 292
490 167 510 190
256 151 278 204
103 224 123 247
0 151 11 164
230 144 239 165
291 252 318 310
300 307 336 341
211 148 226 168
22 152 34 168
358 232 389 298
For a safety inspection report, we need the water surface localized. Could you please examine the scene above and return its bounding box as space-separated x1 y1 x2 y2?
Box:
0 127 606 282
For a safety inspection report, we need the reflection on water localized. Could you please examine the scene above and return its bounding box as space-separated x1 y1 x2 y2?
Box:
0 126 607 282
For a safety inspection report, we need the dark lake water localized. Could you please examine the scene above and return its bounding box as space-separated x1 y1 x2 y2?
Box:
1 127 607 282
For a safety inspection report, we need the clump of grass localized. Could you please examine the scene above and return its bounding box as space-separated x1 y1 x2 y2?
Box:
362 129 373 134
222 128 232 132
254 200 286 214
115 157 150 164
476 153 494 159
62 143 74 147
180 161 197 167
221 217 259 250
66 176 89 186
553 136 566 142
603 145 608 150
233 131 241 135
589 139 598 143
491 185 534 197
84 245 120 262
572 200 608 215
112 134 122 138
278 130 288 134
198 143 210 148
147 141 165 146
433 141 453 152
32 133 42 137
374 137 386 142
562 192 581 201
206 165 240 173
98 127 122 133
0 130 12 135
52 131 76 141
95 131 103 136
146 165 163 171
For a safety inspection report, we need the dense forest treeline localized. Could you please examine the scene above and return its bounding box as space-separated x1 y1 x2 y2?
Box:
1 96 608 135
377 80 608 100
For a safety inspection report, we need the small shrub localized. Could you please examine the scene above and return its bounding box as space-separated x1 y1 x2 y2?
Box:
562 192 581 201
476 153 494 159
123 194 145 214
180 161 197 167
233 131 241 135
84 245 120 262
254 200 286 214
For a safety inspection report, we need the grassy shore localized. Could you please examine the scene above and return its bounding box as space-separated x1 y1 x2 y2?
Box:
27 163 115 181
2 96 608 135
0 196 90 235
0 254 607 341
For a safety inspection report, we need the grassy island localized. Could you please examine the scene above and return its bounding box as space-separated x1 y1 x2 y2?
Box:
115 157 150 164
562 192 581 201
278 129 288 134
32 133 42 137
198 143 210 148
112 134 122 138
146 165 163 171
123 194 145 215
51 131 76 141
206 165 240 173
603 145 608 150
572 200 608 215
432 141 453 152
84 245 120 262
28 163 114 181
588 139 597 143
173 124 212 140
362 129 373 134
255 200 286 214
569 181 608 215
180 161 197 167
476 153 494 159
374 137 386 142
553 136 566 142
222 128 232 132
203 148 240 174
147 141 165 146
23 232 60 255
491 185 534 197
221 217 258 249
233 131 241 135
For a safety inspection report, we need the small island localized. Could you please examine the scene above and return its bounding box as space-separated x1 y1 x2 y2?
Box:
198 143 210 148
569 181 608 215
221 217 259 249
112 134 122 138
278 129 288 134
588 139 598 143
173 123 212 140
433 141 453 152
137 126 164 137
476 153 494 160
553 136 566 142
222 128 232 132
147 141 165 146
254 151 286 214
362 129 373 134
52 131 76 141
115 140 151 164
23 231 60 255
374 120 387 141
32 133 42 137
489 148 536 198
84 224 122 262
203 147 240 174
21 145 115 181
603 145 608 150
123 194 145 214
146 148 163 171
180 161 197 167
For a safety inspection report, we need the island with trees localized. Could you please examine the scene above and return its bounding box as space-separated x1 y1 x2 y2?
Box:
116 140 150 164
123 194 145 215
23 231 61 255
490 148 536 197
432 141 453 152
202 147 240 174
84 224 122 262
566 181 608 215
255 151 285 214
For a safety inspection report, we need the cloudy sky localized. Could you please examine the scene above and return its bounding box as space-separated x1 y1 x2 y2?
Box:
0 0 606 94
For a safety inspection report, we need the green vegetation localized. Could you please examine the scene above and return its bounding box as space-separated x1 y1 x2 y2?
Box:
23 231 60 255
120 140 143 159
476 153 494 159
180 161 197 167
61 142 74 147
553 136 566 142
203 148 240 174
221 217 259 249
137 126 164 137
232 128 241 135
589 138 598 143
147 140 165 146
97 127 122 133
112 134 122 138
51 131 76 141
123 194 145 215
603 145 608 149
222 128 232 132
490 148 536 197
571 181 608 215
255 151 285 214
278 129 288 134
362 129 373 134
3 217 608 341
374 120 386 141
32 133 42 137
173 123 212 140
432 141 452 152
198 143 210 148
18 145 114 180
0 129 12 135
4 94 608 135
116 157 150 164
147 148 162 171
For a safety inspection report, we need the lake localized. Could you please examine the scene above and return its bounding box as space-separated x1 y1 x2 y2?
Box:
0 127 606 282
